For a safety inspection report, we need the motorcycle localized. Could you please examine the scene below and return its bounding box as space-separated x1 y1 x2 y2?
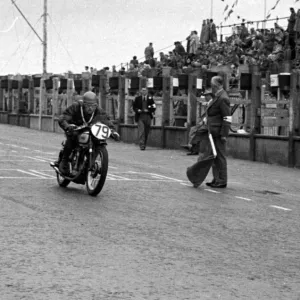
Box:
50 122 118 196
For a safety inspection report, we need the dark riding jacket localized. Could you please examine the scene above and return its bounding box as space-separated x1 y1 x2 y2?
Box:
58 102 115 131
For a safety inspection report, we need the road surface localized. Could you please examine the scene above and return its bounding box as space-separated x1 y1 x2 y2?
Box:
0 124 299 300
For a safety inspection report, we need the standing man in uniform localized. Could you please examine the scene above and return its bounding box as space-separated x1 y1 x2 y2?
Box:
132 87 156 150
206 76 231 188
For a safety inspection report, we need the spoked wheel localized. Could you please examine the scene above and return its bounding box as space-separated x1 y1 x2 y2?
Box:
86 146 108 196
56 172 71 187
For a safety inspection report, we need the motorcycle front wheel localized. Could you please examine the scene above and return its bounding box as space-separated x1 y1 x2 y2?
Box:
86 146 108 196
57 172 71 187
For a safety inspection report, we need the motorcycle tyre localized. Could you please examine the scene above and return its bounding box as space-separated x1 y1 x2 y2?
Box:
86 146 108 197
57 172 71 187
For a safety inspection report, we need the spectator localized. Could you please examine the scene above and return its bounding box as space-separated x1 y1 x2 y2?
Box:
240 23 249 40
274 23 284 42
159 52 167 64
130 56 139 68
268 40 284 62
119 67 126 75
206 19 211 43
112 65 118 76
210 19 218 42
294 9 300 39
186 31 193 53
229 64 239 89
288 7 296 34
189 31 200 55
200 20 207 43
174 41 186 57
144 42 154 60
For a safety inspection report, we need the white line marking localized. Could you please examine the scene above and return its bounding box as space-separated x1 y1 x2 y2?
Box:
29 170 56 179
180 182 193 187
148 173 184 182
107 174 130 180
235 196 252 201
204 189 221 194
20 147 29 150
270 205 292 211
11 150 18 153
106 175 117 180
108 166 118 169
17 169 48 179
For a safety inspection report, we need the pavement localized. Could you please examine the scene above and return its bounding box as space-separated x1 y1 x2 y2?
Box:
0 123 299 300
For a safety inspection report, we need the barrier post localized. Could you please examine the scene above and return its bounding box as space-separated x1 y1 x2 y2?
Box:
187 74 197 126
38 78 46 130
52 77 59 131
0 83 3 111
186 74 197 143
169 77 174 126
249 72 261 161
99 75 106 110
7 79 13 112
118 75 125 125
28 78 34 114
161 76 171 148
66 78 74 107
288 70 299 167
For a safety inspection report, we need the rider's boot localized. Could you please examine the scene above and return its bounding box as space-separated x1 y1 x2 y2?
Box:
59 157 70 176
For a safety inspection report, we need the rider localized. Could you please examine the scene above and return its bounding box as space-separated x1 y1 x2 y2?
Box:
56 91 119 175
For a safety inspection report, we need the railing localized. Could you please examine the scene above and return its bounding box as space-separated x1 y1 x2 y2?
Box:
0 67 299 139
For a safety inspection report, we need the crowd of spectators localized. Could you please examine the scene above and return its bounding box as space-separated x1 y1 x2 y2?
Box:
120 7 300 79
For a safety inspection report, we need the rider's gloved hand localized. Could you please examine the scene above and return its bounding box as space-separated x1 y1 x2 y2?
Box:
111 130 120 141
66 124 77 136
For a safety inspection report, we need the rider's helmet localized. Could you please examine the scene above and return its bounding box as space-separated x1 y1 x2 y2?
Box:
83 91 97 105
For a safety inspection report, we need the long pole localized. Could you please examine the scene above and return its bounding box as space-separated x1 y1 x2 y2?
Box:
211 0 213 19
263 0 267 29
43 0 47 75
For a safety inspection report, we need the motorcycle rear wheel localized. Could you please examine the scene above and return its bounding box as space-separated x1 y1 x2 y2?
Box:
86 146 108 196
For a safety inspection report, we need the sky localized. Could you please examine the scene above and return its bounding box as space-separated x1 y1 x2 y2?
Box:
0 0 298 75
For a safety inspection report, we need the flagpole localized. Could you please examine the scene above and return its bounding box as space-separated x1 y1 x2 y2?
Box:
263 0 267 29
211 0 213 19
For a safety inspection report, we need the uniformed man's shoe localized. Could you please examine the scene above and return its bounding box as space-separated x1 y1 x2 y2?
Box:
206 181 216 187
186 151 198 155
140 146 146 150
210 182 227 188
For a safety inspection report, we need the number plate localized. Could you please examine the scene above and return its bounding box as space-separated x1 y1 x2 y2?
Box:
91 122 111 140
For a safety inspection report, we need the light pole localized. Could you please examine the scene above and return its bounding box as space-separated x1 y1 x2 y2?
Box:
43 0 47 75
211 0 213 19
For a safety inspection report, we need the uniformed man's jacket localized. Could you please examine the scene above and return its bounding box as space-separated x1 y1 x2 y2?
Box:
132 95 156 123
206 89 231 137
58 101 115 131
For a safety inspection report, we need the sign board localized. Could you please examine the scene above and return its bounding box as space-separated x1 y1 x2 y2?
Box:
147 78 153 88
270 74 279 87
196 78 203 89
172 78 179 87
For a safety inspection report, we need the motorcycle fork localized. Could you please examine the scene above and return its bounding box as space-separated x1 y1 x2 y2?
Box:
88 138 94 170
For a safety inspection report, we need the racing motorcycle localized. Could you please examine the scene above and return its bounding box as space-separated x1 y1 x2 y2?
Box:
50 122 118 197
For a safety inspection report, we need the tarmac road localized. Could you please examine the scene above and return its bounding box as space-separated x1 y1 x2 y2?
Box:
0 124 299 300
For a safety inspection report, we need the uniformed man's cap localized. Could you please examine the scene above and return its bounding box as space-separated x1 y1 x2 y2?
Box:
203 88 213 95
